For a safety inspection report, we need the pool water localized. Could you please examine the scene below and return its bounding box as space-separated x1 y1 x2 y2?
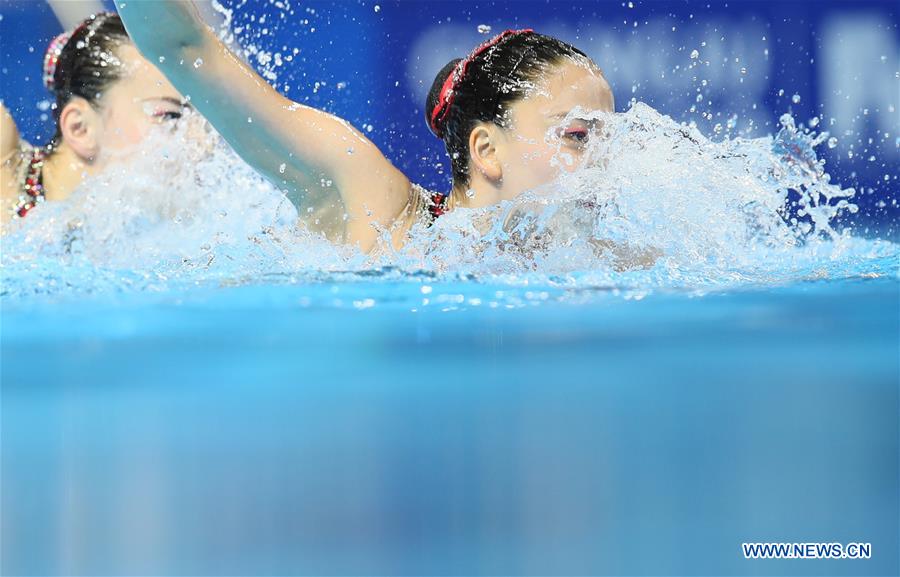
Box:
2 269 898 575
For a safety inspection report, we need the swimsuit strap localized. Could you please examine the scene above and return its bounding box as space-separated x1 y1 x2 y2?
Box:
410 183 450 226
428 190 449 222
12 147 47 219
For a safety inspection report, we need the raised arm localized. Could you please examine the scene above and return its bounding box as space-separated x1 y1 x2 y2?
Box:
114 0 411 251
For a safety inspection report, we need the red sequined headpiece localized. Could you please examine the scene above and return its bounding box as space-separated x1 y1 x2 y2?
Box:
42 31 73 91
428 28 534 139
42 13 111 92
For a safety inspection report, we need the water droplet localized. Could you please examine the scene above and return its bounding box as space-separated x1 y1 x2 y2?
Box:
809 116 819 127
477 24 492 35
827 136 838 148
374 4 380 12
278 163 286 174
158 56 166 64
690 49 699 59
465 188 476 198
791 94 801 104
193 57 203 68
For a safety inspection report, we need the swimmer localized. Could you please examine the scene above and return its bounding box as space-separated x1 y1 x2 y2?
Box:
1 13 192 228
114 1 614 253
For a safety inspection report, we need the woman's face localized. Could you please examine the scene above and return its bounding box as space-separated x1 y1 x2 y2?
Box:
495 59 614 200
91 44 189 159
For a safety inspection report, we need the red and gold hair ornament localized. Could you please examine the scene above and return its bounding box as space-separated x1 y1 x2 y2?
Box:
42 13 112 92
428 28 534 138
42 31 73 91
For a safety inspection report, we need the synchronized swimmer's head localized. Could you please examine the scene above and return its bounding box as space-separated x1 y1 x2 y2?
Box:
40 13 187 161
426 30 611 192
43 13 131 144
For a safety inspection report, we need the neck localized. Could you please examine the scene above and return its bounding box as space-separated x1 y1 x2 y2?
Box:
450 176 503 210
42 142 97 201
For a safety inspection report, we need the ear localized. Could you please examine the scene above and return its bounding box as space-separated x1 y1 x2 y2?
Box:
468 123 503 183
58 98 101 162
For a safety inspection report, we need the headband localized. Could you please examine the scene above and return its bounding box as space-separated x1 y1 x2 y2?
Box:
42 31 73 91
42 13 111 92
428 28 534 138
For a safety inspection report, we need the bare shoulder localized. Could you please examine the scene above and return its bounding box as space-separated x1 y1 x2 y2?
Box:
1 102 21 162
0 162 20 230
388 182 431 251
0 139 26 230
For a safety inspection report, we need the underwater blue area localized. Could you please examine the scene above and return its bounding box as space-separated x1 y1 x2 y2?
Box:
1 0 898 575
2 275 899 574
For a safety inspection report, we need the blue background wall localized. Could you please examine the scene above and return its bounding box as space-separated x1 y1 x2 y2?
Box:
1 0 897 235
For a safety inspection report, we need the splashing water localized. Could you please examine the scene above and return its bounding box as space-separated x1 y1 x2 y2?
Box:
398 103 894 286
1 104 896 305
1 117 357 300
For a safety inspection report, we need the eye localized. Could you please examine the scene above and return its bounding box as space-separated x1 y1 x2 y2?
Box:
157 110 182 121
563 128 589 143
151 109 183 124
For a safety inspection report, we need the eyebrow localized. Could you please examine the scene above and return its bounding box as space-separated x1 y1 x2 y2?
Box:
546 110 609 123
546 111 595 122
141 96 193 109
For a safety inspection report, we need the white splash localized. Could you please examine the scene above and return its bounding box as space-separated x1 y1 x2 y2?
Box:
398 103 894 287
1 104 895 303
2 115 355 290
